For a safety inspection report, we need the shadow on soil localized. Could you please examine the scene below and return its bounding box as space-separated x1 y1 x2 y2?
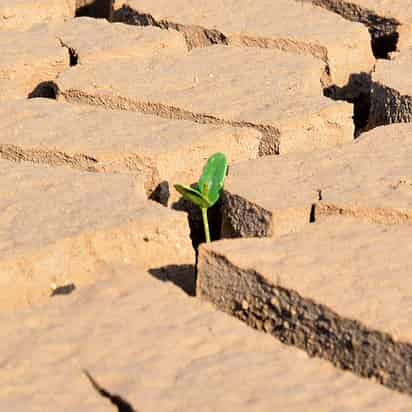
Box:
76 0 114 19
28 81 59 99
149 264 196 297
323 72 372 137
172 192 222 249
150 181 223 251
371 30 399 59
148 180 223 297
148 180 170 206
84 370 138 412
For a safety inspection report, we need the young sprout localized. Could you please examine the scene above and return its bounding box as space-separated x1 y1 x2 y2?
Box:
174 153 228 243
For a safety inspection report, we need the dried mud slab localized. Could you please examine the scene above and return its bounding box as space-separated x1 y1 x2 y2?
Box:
0 0 115 30
113 0 375 94
0 159 193 313
222 122 412 238
198 217 412 394
0 26 69 101
0 271 411 410
368 47 412 128
0 0 75 31
303 0 412 57
52 16 187 65
0 99 260 199
55 45 354 155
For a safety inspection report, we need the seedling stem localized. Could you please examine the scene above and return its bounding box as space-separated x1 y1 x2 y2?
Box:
174 153 227 244
201 208 211 243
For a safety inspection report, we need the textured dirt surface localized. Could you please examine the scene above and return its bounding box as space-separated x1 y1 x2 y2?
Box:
222 123 412 238
0 26 69 100
303 0 412 56
0 0 75 31
0 159 193 312
0 99 260 198
52 16 187 64
198 218 412 393
1 1 412 408
113 0 375 92
1 270 411 411
55 45 354 155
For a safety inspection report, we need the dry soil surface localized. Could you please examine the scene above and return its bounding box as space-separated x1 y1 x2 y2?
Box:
1 1 412 410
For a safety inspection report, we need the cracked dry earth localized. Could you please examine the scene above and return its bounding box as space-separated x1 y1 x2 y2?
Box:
2 0 412 411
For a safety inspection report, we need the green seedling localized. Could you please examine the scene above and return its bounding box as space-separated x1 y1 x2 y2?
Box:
174 153 228 243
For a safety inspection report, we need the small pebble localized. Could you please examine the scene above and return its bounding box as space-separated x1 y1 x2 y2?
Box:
272 288 280 297
263 320 273 333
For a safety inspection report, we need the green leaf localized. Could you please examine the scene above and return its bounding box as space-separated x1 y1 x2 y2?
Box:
198 153 228 207
174 184 210 209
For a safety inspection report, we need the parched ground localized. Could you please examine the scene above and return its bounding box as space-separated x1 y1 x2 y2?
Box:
1 0 412 410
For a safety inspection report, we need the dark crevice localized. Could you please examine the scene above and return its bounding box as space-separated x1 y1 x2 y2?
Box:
323 72 372 137
76 0 114 19
371 31 399 59
28 81 58 99
84 370 138 412
68 47 79 66
172 187 223 251
310 192 322 223
58 38 79 66
148 181 169 206
352 91 371 137
309 204 316 223
306 0 400 59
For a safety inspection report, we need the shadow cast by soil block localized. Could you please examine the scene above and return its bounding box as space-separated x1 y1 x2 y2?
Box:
198 247 412 396
323 72 372 136
172 194 223 251
149 264 196 296
76 0 114 20
28 81 58 99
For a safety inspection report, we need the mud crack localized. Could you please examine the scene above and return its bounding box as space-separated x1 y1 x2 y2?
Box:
305 0 400 58
112 5 228 50
58 38 79 66
58 89 280 155
84 370 138 412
